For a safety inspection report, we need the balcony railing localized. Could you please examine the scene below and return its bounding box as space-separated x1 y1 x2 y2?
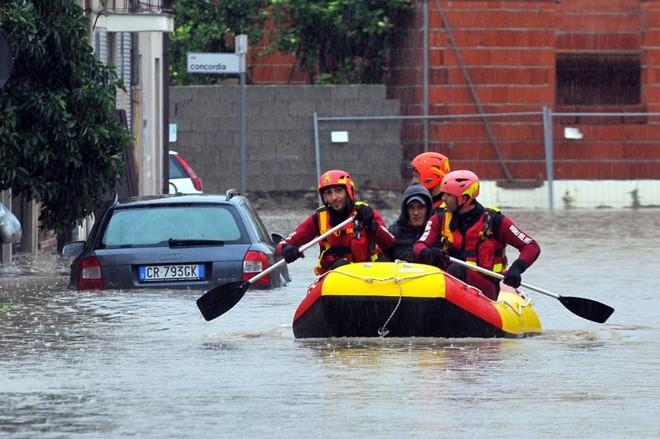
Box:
93 0 174 32
101 1 173 14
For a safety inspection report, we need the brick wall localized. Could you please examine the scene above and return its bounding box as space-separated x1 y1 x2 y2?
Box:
642 1 660 111
387 0 660 181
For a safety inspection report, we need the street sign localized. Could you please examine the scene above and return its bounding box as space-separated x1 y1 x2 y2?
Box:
169 124 177 143
186 52 241 74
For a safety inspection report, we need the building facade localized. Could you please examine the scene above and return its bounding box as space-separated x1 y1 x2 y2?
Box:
248 0 660 184
80 0 174 196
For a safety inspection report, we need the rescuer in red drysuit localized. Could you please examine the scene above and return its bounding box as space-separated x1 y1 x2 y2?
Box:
413 170 540 300
276 169 395 276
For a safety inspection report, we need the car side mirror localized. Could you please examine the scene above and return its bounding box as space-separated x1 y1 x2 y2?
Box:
271 233 283 246
62 241 85 257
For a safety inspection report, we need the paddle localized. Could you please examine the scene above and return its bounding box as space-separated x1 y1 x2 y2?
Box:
196 215 356 321
447 256 614 324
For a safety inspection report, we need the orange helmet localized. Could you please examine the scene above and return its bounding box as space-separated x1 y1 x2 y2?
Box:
318 169 356 201
440 170 480 207
410 152 451 189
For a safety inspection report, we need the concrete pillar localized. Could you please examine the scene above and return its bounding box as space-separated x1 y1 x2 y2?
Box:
21 199 39 254
138 32 164 196
1 190 13 265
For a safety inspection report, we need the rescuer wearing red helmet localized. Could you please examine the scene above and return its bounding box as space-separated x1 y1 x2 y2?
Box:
413 170 540 300
409 152 451 211
276 170 395 275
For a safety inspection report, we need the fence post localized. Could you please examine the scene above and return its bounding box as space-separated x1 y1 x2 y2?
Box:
313 112 321 184
422 0 429 152
543 105 554 211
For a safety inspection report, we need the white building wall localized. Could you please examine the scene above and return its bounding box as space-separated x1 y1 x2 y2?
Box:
138 32 164 196
80 0 172 196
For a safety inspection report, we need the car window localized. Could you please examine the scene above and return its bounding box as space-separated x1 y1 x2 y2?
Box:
242 200 272 245
100 205 247 247
169 156 186 179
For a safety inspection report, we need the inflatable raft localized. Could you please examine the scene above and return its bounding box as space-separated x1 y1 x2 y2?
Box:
292 261 542 339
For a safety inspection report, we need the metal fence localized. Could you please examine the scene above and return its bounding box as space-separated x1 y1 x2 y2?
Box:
313 107 660 210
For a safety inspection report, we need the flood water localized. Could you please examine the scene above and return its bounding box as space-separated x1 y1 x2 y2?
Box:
1 208 658 438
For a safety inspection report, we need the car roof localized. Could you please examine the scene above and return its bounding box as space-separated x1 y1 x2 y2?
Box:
112 192 243 208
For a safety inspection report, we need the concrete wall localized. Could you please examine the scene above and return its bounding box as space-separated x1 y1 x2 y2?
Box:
169 85 403 194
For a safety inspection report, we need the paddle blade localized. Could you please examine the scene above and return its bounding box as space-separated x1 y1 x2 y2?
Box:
196 281 250 321
558 296 614 324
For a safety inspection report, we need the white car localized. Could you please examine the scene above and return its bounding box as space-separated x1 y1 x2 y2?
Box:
169 151 203 194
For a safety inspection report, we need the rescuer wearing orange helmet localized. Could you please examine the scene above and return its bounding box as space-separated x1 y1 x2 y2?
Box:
409 151 451 212
413 170 540 300
276 170 395 275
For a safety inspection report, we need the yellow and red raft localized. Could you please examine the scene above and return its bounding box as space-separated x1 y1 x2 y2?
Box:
292 261 542 339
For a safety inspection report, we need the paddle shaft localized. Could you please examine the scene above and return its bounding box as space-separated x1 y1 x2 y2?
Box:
447 256 614 323
196 215 359 321
247 215 356 285
448 256 560 299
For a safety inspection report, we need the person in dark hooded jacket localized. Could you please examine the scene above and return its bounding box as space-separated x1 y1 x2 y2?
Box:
387 183 434 262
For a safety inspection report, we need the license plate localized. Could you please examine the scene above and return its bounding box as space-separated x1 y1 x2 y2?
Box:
139 264 206 282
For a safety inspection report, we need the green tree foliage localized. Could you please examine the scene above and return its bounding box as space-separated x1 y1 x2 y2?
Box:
169 0 411 85
270 0 412 84
0 0 131 239
169 0 268 85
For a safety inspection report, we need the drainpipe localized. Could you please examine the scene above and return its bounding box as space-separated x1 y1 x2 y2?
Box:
423 0 429 152
162 32 170 194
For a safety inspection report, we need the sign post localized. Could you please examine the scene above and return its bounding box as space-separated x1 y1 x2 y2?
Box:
187 34 248 192
236 35 248 194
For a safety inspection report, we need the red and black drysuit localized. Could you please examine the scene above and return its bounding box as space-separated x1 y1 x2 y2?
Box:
413 202 540 300
277 202 395 275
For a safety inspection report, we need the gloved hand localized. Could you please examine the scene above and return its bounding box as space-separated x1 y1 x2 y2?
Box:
503 259 527 288
282 244 304 263
355 204 377 232
435 248 449 266
418 247 448 266
418 247 435 265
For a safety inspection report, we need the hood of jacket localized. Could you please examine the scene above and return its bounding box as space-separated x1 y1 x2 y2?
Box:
399 183 433 225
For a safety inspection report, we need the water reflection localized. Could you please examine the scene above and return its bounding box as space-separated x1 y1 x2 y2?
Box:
297 338 522 389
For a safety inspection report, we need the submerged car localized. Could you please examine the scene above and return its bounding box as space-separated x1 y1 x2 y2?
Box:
169 150 203 194
62 191 290 291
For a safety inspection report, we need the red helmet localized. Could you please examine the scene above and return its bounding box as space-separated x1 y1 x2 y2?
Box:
440 170 480 207
410 152 451 189
318 169 356 201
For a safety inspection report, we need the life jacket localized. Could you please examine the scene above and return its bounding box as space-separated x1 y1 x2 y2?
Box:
438 207 507 273
315 203 379 275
